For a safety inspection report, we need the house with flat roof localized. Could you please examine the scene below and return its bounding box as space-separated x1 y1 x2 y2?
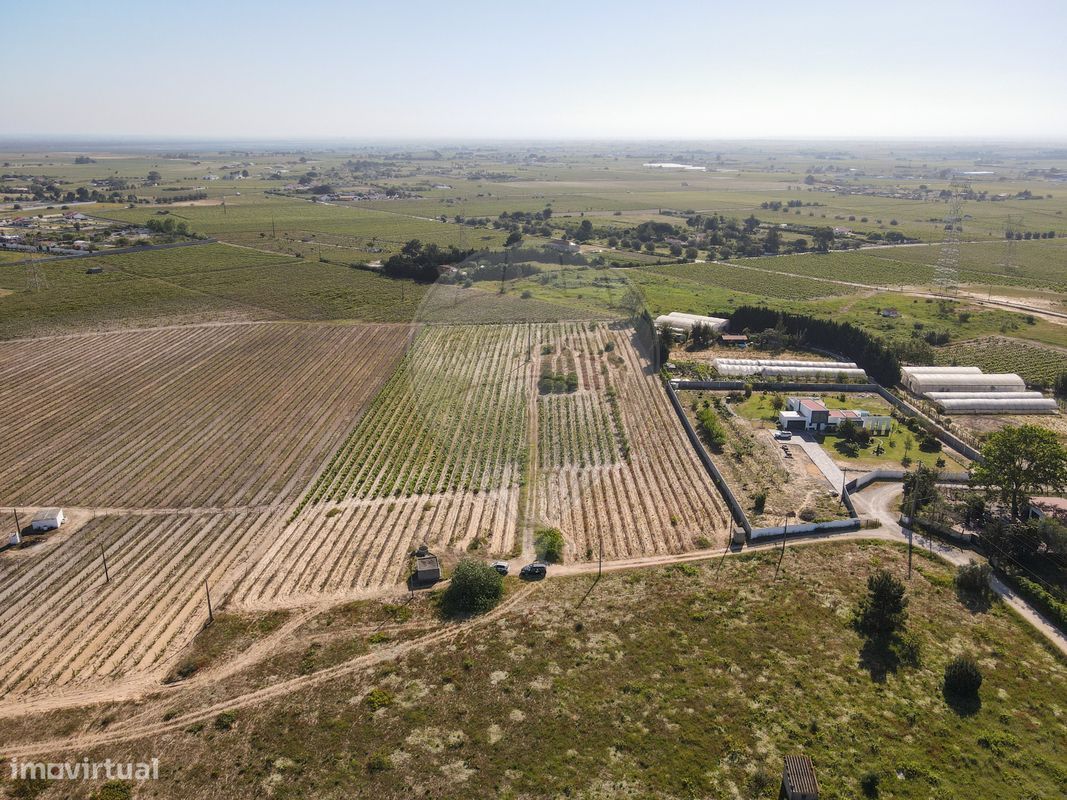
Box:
780 398 892 434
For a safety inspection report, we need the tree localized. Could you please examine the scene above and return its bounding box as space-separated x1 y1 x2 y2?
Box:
574 219 594 241
971 425 1067 519
954 560 994 604
943 654 982 699
504 230 523 247
1055 371 1067 397
854 570 908 638
441 559 503 615
534 528 565 563
811 226 835 252
689 322 713 349
696 407 727 450
902 463 940 514
147 170 161 183
770 393 785 412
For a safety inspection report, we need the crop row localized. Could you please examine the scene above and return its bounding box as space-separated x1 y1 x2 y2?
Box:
0 321 404 508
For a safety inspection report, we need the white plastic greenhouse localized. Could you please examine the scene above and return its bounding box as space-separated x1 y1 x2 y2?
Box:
935 397 1059 414
906 373 1026 394
900 365 983 393
655 312 729 335
925 391 1046 402
713 357 867 380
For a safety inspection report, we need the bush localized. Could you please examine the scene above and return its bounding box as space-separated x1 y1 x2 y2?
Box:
944 654 982 698
92 782 132 800
214 710 237 731
441 559 504 615
366 753 392 772
696 407 727 450
955 561 993 603
753 490 767 514
860 771 880 798
535 527 565 563
365 688 395 710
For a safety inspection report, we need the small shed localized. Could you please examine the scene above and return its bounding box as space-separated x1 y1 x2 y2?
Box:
779 755 819 800
720 334 748 346
30 508 65 532
414 554 441 585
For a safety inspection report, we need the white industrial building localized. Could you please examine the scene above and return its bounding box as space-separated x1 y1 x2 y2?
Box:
714 358 867 381
30 508 65 532
655 312 729 337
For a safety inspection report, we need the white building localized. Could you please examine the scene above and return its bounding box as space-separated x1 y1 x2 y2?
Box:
30 508 65 532
655 312 729 337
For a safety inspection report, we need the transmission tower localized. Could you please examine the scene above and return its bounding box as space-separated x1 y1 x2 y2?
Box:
1002 215 1023 275
25 260 48 293
934 180 968 297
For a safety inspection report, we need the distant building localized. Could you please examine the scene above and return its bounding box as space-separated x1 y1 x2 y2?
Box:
412 545 442 585
546 238 580 254
779 755 819 800
1029 497 1067 524
30 508 65 532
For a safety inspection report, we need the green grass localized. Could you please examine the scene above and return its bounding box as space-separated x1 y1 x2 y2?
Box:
42 541 1066 799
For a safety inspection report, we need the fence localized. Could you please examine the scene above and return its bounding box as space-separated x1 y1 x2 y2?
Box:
669 380 983 462
749 518 861 541
847 468 971 493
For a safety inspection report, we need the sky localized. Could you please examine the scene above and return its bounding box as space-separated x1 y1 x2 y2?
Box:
6 0 1067 141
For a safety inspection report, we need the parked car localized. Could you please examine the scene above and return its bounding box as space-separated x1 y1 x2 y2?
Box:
492 560 509 576
773 430 793 441
520 562 548 579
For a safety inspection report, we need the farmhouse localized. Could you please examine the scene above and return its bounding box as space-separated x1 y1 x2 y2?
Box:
779 397 891 434
30 507 65 532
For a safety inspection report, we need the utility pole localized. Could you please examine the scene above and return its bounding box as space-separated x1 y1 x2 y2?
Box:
100 544 110 584
271 215 276 238
598 528 603 579
10 508 22 546
774 512 793 581
205 580 214 624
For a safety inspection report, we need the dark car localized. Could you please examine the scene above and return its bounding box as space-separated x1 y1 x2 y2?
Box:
520 562 548 580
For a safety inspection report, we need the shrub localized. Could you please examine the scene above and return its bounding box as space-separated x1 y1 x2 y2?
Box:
860 770 880 798
944 654 982 698
955 561 993 603
366 753 392 772
214 710 237 731
441 559 504 615
753 490 767 514
92 782 132 800
365 688 395 710
535 527 565 563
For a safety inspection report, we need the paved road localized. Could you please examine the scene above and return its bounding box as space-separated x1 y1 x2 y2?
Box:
851 482 1067 657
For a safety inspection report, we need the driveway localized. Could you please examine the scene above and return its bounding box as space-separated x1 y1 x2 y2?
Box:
793 432 845 491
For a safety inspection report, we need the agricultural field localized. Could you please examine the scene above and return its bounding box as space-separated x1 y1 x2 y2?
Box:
232 322 731 608
643 261 855 299
534 324 731 560
934 336 1067 387
0 510 278 697
7 541 1064 799
0 321 408 508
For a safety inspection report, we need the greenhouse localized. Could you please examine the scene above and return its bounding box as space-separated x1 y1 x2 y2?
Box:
906 372 1027 394
925 391 1046 402
935 397 1059 414
654 312 729 336
900 365 983 393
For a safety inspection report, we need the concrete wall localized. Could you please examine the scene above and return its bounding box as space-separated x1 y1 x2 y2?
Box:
749 518 861 540
663 380 750 536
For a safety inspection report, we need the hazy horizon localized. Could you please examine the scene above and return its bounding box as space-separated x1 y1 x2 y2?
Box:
8 0 1067 141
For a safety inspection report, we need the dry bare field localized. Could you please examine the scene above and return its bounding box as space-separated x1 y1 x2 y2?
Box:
0 321 408 508
0 510 278 699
